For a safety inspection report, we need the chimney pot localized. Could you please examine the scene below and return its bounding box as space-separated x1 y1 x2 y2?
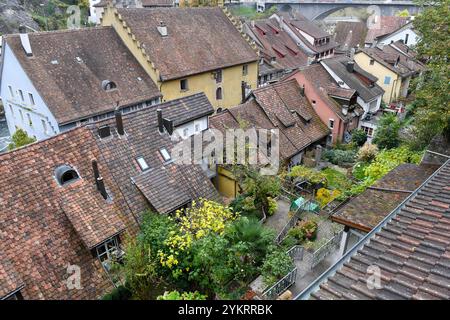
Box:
346 61 355 73
115 110 125 136
97 177 108 200
342 105 349 116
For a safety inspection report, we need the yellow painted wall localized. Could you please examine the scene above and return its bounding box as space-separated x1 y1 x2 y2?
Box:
217 166 241 199
160 62 258 108
101 5 258 108
354 52 404 104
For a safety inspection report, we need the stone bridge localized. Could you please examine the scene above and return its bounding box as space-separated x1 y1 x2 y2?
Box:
234 0 423 20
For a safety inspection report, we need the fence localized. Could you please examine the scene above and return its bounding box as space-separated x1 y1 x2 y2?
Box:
275 200 310 244
286 245 304 261
261 267 297 300
305 231 343 269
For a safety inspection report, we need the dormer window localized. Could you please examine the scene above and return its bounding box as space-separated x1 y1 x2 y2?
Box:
101 80 117 91
136 156 149 171
160 148 171 162
55 165 80 186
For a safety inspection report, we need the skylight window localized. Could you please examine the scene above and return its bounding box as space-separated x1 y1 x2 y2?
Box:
160 148 171 162
136 156 149 171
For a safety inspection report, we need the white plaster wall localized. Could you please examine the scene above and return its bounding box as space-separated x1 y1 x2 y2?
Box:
378 28 419 48
174 116 208 139
0 43 59 141
89 0 103 25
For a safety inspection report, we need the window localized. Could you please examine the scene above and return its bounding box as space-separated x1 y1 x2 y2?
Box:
361 126 374 137
19 109 24 122
98 125 111 138
29 93 35 105
214 70 222 83
96 237 122 263
160 148 171 162
180 79 188 91
136 156 149 171
242 64 248 76
369 59 375 65
195 123 200 132
5 291 24 300
27 113 32 126
18 90 24 102
329 119 335 129
405 33 409 45
9 105 14 118
384 76 391 85
8 85 14 98
41 119 48 134
183 128 189 137
216 87 223 100
54 165 80 186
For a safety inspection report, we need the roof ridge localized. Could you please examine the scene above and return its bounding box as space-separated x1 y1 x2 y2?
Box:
4 26 113 39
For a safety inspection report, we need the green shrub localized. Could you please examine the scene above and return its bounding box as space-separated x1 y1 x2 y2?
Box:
260 249 294 287
351 129 368 147
322 149 356 165
157 290 207 300
357 143 378 162
101 285 132 300
266 197 278 216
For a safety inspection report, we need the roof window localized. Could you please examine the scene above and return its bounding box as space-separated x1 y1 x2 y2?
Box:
160 148 171 162
136 157 150 171
55 165 80 186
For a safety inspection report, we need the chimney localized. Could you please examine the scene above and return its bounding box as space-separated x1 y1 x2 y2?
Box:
163 118 174 135
19 25 33 57
346 61 355 73
299 84 305 96
241 81 246 103
157 109 164 133
342 105 349 116
92 159 108 200
251 20 255 28
115 110 124 136
157 21 168 37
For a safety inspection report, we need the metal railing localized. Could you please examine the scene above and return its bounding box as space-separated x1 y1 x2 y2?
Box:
309 231 343 269
286 245 304 261
262 267 297 300
275 200 310 244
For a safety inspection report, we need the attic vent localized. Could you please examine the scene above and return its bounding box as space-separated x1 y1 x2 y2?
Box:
55 165 80 186
102 80 117 91
76 56 83 63
157 21 168 37
98 125 111 138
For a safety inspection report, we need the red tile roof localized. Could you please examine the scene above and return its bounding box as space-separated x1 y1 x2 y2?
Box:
332 164 439 232
209 80 329 162
115 7 258 81
4 27 161 125
365 16 409 44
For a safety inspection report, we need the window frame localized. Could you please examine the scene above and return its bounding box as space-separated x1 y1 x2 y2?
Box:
384 76 391 85
160 148 172 162
216 87 223 100
95 236 122 263
180 79 189 91
136 156 150 171
242 64 248 76
328 119 335 129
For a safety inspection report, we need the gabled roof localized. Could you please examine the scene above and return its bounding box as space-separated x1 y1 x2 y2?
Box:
332 164 438 232
209 80 329 162
333 21 367 51
290 64 360 121
246 18 308 71
321 56 384 103
115 7 258 81
365 16 409 44
299 159 450 300
4 27 161 125
375 21 416 43
290 20 329 39
361 44 425 77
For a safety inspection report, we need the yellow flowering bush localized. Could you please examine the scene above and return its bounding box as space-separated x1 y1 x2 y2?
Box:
158 199 238 272
316 188 341 208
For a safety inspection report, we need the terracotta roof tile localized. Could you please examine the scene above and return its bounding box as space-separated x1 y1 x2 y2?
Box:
116 7 258 81
4 27 161 125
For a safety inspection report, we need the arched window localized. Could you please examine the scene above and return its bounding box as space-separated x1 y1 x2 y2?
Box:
55 165 80 186
216 87 223 100
101 80 117 91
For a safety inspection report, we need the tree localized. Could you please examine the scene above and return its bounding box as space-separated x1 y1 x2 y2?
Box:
372 113 401 149
409 0 450 149
351 129 368 147
8 129 36 150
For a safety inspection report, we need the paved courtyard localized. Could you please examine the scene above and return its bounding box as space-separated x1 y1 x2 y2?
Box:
264 198 292 234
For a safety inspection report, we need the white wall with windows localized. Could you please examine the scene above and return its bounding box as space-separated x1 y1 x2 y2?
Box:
174 116 209 139
0 42 59 141
377 27 419 48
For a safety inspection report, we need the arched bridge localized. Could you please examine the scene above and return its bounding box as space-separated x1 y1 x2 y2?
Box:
253 0 423 20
